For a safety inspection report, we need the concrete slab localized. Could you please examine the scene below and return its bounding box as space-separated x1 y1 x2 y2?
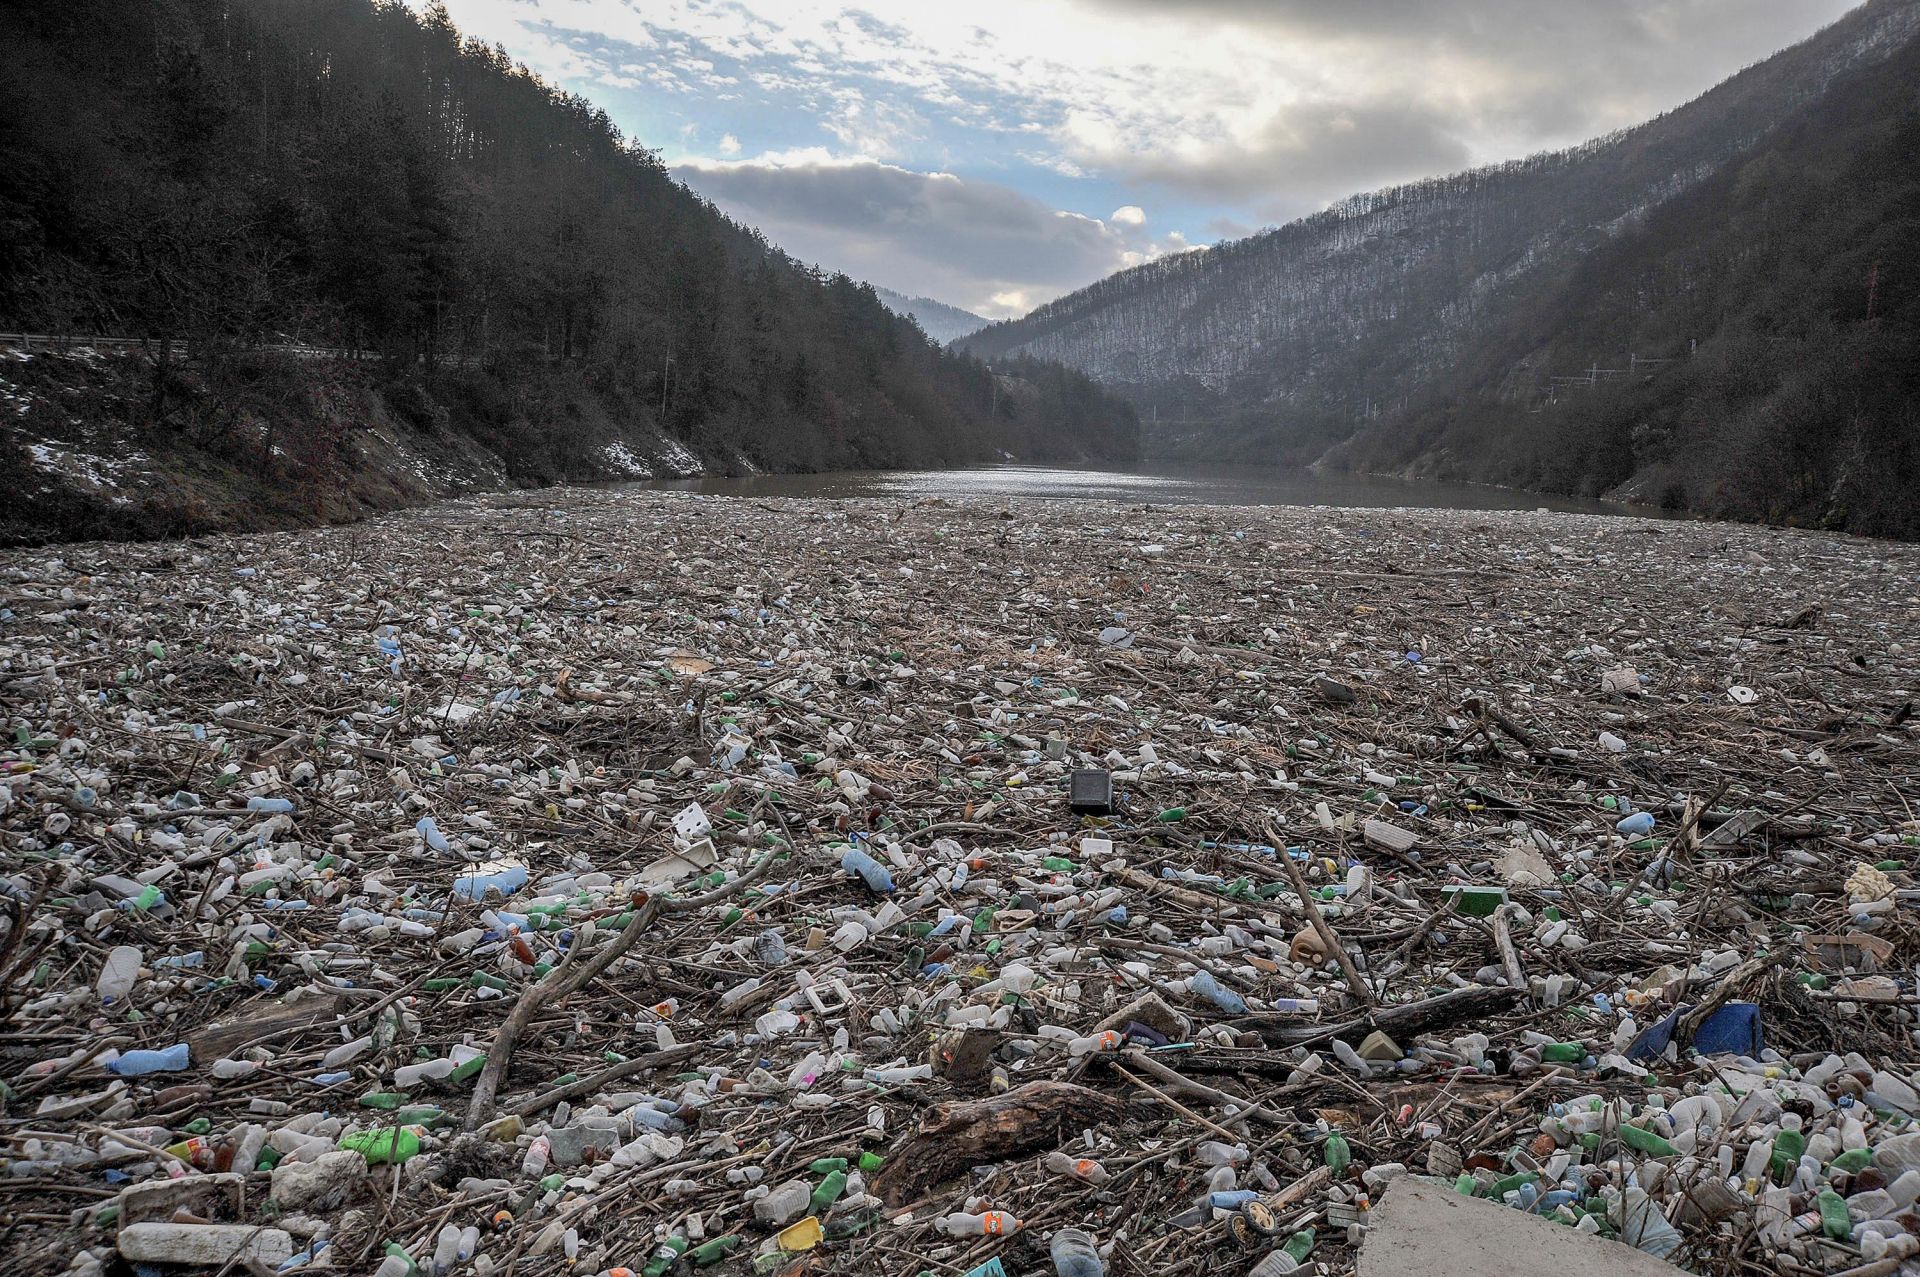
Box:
1356 1176 1678 1277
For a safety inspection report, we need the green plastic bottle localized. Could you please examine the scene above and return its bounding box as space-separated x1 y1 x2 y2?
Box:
1323 1131 1351 1178
339 1127 421 1165
642 1238 689 1277
689 1235 743 1267
1771 1129 1807 1183
1282 1228 1315 1261
1816 1188 1851 1239
1618 1125 1678 1158
808 1169 848 1215
1830 1147 1873 1174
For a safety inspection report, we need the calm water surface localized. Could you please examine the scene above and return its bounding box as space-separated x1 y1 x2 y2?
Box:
639 462 1668 517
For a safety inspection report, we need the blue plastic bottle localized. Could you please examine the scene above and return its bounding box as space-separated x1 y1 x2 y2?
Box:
840 846 895 893
1190 970 1249 1014
106 1043 190 1076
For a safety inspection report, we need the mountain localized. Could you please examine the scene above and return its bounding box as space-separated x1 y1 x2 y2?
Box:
1327 27 1920 537
872 288 990 345
960 0 1920 535
0 0 1136 543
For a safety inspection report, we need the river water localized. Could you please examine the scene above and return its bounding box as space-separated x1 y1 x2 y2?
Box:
637 462 1668 516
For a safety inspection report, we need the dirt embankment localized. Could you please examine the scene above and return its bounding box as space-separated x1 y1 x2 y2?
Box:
0 348 709 546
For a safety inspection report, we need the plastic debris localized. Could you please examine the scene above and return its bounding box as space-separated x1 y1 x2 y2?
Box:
2 489 1919 1277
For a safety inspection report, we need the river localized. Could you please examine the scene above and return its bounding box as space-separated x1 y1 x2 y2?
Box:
636 462 1671 516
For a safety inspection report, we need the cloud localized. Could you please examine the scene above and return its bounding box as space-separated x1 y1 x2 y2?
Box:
1061 0 1862 203
677 154 1191 317
441 0 1858 223
434 0 1861 308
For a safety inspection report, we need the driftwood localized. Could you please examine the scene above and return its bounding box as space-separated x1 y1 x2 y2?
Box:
873 1080 1138 1206
1242 984 1525 1048
188 997 344 1063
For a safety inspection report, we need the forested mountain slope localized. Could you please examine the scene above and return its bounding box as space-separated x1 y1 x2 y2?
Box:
959 0 1919 534
1332 30 1920 538
873 289 990 345
0 0 1136 542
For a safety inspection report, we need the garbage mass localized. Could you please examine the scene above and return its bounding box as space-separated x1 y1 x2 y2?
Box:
2 486 1919 1277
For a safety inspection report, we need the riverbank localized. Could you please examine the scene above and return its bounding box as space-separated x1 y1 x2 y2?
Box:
0 348 1136 547
3 488 1918 1276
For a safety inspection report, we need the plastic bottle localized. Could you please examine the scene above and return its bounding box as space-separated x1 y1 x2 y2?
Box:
522 1135 550 1177
755 1180 811 1225
1069 1030 1123 1057
339 1127 422 1165
432 1224 462 1275
1045 1151 1111 1185
1197 1141 1249 1167
1049 1228 1104 1277
1323 1131 1351 1178
96 946 142 1001
686 1235 741 1266
840 846 895 893
455 865 529 901
1190 970 1249 1014
641 1238 688 1277
938 1211 1020 1236
106 1043 189 1076
808 1169 848 1216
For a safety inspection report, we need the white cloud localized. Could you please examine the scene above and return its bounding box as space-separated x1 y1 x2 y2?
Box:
429 0 1861 307
678 154 1190 317
439 0 1859 217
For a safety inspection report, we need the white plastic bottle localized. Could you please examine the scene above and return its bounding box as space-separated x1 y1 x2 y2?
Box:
97 946 142 1001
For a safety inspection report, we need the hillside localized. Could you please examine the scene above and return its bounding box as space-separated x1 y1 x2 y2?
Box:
1332 30 1920 538
872 288 990 345
958 0 1920 533
0 0 1136 543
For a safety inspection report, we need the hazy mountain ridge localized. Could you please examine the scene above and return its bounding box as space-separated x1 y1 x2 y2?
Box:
872 288 990 344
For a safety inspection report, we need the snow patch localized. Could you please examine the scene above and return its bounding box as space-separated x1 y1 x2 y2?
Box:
651 434 703 478
24 440 150 504
601 440 652 477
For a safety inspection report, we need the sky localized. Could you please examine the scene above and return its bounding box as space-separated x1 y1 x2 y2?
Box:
433 0 1862 319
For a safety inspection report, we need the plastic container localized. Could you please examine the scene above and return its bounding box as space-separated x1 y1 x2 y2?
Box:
1049 1228 1103 1277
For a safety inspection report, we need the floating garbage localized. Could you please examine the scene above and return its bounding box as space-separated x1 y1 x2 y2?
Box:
1 488 1918 1277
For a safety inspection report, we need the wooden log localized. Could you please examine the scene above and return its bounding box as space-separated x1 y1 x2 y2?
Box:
1240 984 1523 1048
873 1080 1138 1207
188 998 343 1064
